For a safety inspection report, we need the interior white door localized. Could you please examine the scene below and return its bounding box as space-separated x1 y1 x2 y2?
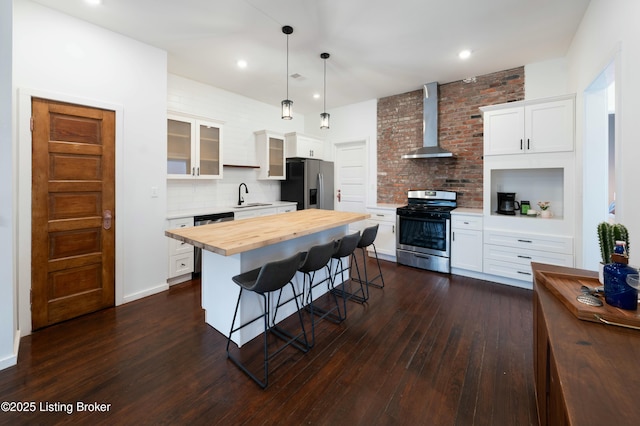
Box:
334 140 367 231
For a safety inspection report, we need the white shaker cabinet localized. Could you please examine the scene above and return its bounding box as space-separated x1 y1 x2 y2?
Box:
451 211 483 272
167 113 223 179
481 95 574 156
285 132 324 159
167 217 194 284
366 206 398 262
483 229 573 283
255 130 286 180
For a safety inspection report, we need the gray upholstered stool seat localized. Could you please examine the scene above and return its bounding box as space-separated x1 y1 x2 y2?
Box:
226 252 308 389
351 224 385 290
329 231 367 304
298 240 342 347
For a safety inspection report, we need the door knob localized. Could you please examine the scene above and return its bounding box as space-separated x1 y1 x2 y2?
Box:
337 189 341 202
103 210 112 230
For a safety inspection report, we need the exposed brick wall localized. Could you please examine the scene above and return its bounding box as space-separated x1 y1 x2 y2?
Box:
377 67 524 207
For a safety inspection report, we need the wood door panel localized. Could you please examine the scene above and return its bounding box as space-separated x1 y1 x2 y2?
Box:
49 193 102 220
49 229 101 259
48 253 103 273
50 154 102 180
47 291 105 325
50 265 102 299
32 97 115 330
48 217 103 233
50 113 102 144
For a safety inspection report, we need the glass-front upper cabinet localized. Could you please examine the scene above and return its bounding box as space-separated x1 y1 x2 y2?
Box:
167 113 223 179
255 130 286 180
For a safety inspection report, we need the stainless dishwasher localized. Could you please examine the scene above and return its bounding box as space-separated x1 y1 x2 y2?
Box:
193 212 234 275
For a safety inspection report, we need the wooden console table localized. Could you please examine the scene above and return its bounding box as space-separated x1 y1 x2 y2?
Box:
533 263 640 425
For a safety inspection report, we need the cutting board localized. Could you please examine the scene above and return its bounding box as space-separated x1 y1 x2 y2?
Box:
535 270 640 330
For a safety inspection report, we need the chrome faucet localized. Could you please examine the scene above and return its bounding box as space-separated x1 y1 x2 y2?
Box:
238 183 249 205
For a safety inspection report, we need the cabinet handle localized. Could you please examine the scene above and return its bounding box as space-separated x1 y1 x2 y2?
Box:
517 239 533 243
376 214 385 217
392 225 395 233
463 221 469 224
527 139 530 150
192 167 195 176
197 167 200 176
452 231 455 241
517 271 532 276
517 255 532 259
520 139 523 150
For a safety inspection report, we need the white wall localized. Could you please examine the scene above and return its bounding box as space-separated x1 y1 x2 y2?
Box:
303 99 378 206
167 74 305 211
13 1 169 339
565 0 640 267
0 0 17 370
525 58 570 99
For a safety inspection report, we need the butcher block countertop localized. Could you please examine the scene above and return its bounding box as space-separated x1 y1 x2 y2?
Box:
165 209 369 256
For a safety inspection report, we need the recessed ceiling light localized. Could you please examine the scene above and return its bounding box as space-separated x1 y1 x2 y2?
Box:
313 93 320 99
237 60 247 69
459 50 471 60
85 0 102 6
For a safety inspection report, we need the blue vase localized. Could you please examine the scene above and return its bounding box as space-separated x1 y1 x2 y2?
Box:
603 262 638 310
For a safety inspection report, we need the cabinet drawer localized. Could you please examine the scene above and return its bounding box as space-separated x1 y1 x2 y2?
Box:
167 218 194 255
367 209 396 223
169 252 194 277
169 237 193 255
452 215 483 231
484 258 535 282
484 229 573 254
277 205 295 213
484 244 574 267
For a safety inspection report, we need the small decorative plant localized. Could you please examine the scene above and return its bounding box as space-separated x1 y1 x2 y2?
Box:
537 201 550 211
598 222 630 264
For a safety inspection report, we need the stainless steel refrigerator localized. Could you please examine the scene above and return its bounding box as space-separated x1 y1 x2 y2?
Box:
280 158 334 210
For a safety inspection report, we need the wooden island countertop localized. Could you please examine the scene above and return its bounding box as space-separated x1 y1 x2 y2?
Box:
165 209 369 256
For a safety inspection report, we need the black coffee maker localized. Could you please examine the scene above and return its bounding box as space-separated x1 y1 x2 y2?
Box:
497 192 520 215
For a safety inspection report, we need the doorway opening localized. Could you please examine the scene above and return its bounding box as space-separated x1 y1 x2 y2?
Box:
582 59 617 268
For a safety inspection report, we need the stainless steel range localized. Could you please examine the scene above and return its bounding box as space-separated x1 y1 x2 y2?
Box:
396 190 457 273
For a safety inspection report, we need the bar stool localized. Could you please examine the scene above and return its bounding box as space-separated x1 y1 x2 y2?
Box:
226 252 309 389
329 231 366 304
298 240 342 347
350 224 385 290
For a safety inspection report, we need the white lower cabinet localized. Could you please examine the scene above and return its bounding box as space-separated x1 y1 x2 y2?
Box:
167 217 194 283
234 207 277 220
483 229 573 282
366 207 397 261
451 213 483 272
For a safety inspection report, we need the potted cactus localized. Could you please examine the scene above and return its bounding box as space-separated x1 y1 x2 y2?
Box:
597 222 630 282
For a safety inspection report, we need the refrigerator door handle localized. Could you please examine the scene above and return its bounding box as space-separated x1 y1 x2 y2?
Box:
318 173 323 209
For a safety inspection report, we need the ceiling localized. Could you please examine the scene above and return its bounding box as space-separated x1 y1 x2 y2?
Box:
29 0 591 115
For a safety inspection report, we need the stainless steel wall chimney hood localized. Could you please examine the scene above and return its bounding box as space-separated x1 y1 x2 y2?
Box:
402 82 453 159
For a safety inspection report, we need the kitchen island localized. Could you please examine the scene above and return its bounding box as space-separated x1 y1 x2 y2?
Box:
533 263 640 425
165 209 369 345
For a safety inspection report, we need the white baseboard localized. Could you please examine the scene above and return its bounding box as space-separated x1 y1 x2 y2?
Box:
0 330 20 371
452 267 533 290
122 282 170 304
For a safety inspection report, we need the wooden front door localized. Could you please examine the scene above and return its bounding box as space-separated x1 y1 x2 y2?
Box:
31 98 116 330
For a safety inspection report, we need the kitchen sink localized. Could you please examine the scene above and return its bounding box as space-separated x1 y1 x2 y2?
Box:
234 203 272 209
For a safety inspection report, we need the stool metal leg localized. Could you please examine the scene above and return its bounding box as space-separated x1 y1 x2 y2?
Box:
350 244 385 289
332 254 368 304
226 283 309 389
303 265 345 347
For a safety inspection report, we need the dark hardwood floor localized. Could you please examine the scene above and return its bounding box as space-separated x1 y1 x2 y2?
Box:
0 259 538 425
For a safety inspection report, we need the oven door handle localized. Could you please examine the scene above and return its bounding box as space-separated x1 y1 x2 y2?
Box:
414 254 432 259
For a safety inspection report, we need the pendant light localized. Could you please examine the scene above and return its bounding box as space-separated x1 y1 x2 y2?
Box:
320 52 330 129
281 25 294 120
